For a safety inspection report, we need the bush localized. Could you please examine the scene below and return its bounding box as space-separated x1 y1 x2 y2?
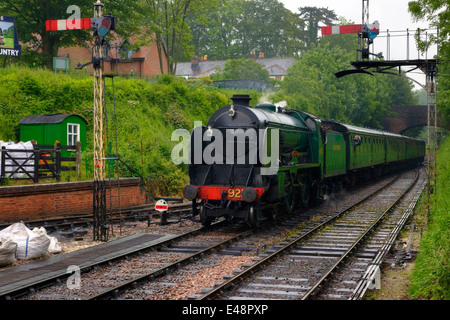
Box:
0 66 259 196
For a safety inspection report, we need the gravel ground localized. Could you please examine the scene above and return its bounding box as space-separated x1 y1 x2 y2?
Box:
3 171 418 300
123 254 256 300
0 218 201 272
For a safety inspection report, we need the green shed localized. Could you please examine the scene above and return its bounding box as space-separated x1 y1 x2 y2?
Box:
19 114 87 155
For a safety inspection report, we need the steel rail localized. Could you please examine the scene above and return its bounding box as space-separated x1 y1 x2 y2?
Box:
0 219 221 300
89 228 253 300
349 175 426 300
0 202 194 231
301 169 420 299
198 172 404 300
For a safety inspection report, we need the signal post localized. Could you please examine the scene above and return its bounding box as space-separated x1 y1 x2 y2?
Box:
92 1 107 241
323 0 439 214
46 1 116 241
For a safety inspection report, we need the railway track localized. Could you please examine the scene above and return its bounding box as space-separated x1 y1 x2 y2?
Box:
2 219 231 300
0 201 194 237
195 168 425 300
0 168 425 300
92 171 412 300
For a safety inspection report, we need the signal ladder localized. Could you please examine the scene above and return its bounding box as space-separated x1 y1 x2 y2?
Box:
104 74 123 236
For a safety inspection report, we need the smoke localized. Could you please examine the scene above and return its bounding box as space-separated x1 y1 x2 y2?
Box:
276 101 287 108
257 92 273 105
257 92 287 108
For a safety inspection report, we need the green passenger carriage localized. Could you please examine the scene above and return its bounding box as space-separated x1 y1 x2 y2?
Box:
184 95 426 227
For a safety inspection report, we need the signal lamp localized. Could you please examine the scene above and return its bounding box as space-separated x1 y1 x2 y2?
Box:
98 17 111 37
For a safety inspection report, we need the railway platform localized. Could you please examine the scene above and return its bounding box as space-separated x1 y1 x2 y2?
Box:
0 233 179 298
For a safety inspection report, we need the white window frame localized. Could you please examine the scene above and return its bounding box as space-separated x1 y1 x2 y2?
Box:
67 123 81 146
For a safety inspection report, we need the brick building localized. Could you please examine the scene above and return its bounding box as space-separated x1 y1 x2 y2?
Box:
34 33 168 77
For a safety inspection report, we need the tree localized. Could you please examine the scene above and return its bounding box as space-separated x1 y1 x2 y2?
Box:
144 0 218 74
187 0 244 60
408 0 450 125
210 58 269 81
299 6 338 50
276 42 417 129
236 0 305 58
187 0 305 61
0 0 143 68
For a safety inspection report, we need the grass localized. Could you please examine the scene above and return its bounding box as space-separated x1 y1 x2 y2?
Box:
409 137 450 300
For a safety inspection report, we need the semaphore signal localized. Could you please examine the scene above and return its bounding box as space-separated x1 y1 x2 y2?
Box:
46 1 117 242
45 15 116 37
321 22 379 37
46 18 92 31
323 0 439 222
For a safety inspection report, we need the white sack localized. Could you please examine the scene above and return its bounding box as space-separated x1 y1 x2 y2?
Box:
6 141 35 178
32 227 62 254
0 222 50 260
0 239 17 267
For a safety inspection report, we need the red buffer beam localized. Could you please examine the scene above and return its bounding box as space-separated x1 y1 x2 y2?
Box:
46 18 92 31
321 24 363 36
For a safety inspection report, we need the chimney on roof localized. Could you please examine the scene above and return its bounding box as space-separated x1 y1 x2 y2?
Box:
191 56 200 71
248 50 257 60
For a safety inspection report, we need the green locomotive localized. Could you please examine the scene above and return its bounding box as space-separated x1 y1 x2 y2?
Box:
183 95 425 226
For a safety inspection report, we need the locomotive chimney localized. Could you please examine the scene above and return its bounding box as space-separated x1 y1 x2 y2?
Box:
231 94 252 107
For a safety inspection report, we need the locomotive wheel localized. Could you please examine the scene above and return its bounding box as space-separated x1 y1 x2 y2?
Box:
248 206 260 227
284 190 296 214
310 179 320 204
271 203 282 220
299 174 311 207
199 205 213 227
334 179 343 193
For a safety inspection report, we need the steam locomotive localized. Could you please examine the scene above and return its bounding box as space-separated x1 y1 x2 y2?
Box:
183 94 425 226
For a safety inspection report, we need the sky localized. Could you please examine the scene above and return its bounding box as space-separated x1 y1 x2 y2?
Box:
280 0 427 31
279 0 438 89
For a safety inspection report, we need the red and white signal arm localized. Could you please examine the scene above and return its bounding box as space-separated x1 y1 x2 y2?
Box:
155 199 168 212
321 24 363 36
46 18 92 31
321 21 380 36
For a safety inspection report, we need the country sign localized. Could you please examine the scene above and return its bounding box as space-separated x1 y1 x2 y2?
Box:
0 16 21 56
